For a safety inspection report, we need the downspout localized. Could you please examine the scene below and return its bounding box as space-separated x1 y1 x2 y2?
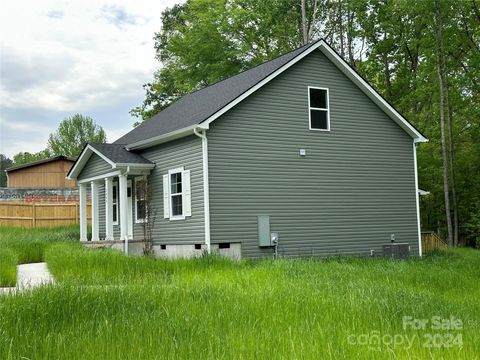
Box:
194 127 211 254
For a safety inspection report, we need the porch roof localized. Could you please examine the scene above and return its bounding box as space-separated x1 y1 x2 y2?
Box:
67 143 154 180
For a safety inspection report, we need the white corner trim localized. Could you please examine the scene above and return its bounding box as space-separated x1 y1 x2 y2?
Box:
307 86 330 131
193 127 211 254
413 142 422 257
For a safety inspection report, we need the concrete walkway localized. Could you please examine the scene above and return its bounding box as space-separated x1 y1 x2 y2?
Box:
0 262 54 294
17 262 54 290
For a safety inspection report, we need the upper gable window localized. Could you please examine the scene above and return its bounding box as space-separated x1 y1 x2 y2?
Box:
308 87 330 131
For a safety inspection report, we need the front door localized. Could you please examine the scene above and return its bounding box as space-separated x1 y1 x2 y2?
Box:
127 180 133 239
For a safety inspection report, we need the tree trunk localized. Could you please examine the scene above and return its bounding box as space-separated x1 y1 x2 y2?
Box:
347 7 356 68
301 0 308 45
445 79 459 246
383 50 393 102
338 2 345 58
435 0 454 246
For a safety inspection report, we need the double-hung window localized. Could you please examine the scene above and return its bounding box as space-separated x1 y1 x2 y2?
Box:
163 167 191 220
170 171 183 217
308 87 330 131
135 176 147 223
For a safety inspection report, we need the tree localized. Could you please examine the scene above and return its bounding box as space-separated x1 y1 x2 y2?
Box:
48 114 107 158
0 154 13 187
434 0 453 246
13 150 51 165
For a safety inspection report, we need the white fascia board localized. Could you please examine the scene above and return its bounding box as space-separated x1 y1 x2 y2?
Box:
126 125 197 150
126 40 426 150
199 40 427 143
200 42 325 128
317 42 428 142
67 144 117 180
67 147 93 180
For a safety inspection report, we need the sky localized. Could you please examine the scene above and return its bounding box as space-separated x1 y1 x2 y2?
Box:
0 0 181 159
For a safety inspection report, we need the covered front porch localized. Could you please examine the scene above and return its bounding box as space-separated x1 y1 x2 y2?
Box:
67 143 155 253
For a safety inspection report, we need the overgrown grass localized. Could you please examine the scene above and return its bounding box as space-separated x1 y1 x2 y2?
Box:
0 226 79 286
0 238 479 359
0 248 17 286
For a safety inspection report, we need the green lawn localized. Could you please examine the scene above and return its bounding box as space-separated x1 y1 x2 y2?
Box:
0 227 479 359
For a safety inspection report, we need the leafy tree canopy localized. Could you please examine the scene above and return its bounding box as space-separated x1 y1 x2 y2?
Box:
48 114 107 158
12 150 51 166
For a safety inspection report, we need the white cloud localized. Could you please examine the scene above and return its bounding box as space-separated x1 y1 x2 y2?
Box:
0 0 182 158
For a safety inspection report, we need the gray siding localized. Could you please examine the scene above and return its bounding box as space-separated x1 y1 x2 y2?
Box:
139 135 205 244
77 153 112 180
207 49 419 258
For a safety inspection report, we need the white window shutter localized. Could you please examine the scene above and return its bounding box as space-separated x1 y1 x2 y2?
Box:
163 174 170 219
183 169 191 217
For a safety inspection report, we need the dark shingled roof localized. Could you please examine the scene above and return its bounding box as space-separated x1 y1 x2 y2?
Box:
114 41 320 145
89 143 152 164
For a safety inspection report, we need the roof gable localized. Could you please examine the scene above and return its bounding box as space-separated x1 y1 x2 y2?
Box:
121 39 427 150
67 143 154 180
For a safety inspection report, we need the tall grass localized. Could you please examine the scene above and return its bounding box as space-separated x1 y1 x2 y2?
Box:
1 242 479 359
0 226 79 286
0 248 17 286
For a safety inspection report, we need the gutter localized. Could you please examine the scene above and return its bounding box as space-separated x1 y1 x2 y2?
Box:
193 126 211 254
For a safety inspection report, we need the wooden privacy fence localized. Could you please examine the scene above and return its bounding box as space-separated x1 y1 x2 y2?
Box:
421 232 448 253
0 202 91 228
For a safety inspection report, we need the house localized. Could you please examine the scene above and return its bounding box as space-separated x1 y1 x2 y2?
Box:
67 39 428 259
6 156 77 189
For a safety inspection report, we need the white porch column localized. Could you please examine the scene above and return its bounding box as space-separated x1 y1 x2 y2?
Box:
119 173 129 254
79 183 88 241
91 181 100 241
105 177 114 240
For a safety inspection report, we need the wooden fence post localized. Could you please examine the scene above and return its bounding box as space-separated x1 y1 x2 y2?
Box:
32 203 36 228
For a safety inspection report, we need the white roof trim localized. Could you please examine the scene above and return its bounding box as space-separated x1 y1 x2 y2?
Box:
126 39 427 151
67 145 155 180
67 144 115 180
317 41 427 142
199 39 427 142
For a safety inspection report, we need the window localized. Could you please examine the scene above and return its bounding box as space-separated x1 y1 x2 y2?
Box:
163 167 191 220
308 87 330 131
135 176 147 223
112 182 118 225
170 171 183 217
